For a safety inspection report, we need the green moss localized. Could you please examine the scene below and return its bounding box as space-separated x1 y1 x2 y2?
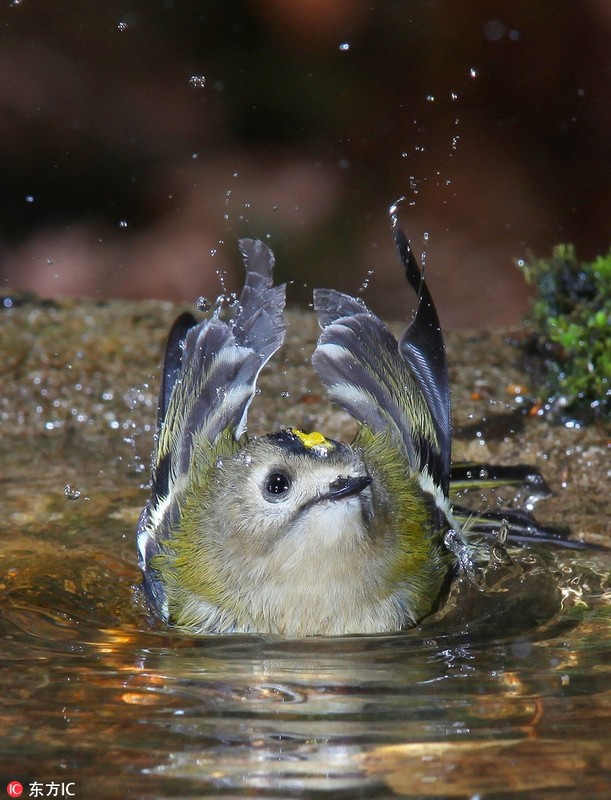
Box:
518 245 610 419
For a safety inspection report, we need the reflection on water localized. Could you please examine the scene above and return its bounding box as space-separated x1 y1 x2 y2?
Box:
1 441 609 799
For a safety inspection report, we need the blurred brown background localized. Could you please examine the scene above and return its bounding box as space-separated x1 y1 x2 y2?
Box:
0 0 609 327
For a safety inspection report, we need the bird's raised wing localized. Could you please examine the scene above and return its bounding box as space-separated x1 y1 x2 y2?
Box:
392 213 451 494
312 219 450 494
151 239 286 501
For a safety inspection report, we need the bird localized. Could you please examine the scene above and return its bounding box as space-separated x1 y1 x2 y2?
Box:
135 212 575 638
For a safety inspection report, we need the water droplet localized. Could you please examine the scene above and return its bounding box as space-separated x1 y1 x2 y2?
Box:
280 391 290 398
214 289 239 314
401 151 408 158
339 42 350 51
64 485 81 500
426 94 435 103
25 195 34 203
339 159 350 170
469 67 479 79
359 270 375 294
509 29 520 41
196 296 211 312
119 220 128 228
189 75 206 89
444 528 477 578
117 13 137 30
451 92 459 101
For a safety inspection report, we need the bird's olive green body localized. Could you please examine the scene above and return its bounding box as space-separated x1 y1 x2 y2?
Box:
149 427 455 636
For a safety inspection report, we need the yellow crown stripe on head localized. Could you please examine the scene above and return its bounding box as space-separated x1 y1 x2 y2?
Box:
290 428 334 451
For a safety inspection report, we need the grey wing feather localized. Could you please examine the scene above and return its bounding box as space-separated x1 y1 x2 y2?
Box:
392 217 451 493
233 238 286 361
312 288 439 478
154 238 286 495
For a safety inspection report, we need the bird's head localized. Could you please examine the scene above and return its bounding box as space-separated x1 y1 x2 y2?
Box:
202 428 373 560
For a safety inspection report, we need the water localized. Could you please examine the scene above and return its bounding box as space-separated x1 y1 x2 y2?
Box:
1 301 609 798
1 437 609 799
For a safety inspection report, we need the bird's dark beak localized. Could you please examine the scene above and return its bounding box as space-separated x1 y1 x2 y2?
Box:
326 475 372 501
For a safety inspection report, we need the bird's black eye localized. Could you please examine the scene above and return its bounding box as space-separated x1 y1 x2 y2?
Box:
264 471 291 499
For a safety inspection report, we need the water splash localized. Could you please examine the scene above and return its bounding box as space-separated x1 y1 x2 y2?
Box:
357 268 375 295
189 76 206 89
